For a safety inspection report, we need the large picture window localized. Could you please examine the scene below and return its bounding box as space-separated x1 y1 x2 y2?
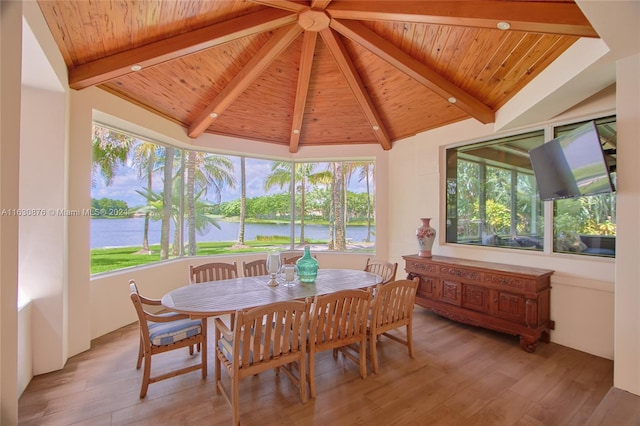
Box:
446 115 616 258
90 125 376 274
552 117 616 257
446 131 545 250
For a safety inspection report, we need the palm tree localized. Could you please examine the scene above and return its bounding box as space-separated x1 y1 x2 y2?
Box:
130 141 159 252
330 162 346 250
91 124 133 187
183 152 236 255
236 157 247 247
353 162 374 242
160 147 175 259
264 162 331 246
136 180 220 256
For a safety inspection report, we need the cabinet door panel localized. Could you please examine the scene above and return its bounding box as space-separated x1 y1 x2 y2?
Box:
417 276 437 299
462 284 489 313
493 290 526 323
441 280 462 306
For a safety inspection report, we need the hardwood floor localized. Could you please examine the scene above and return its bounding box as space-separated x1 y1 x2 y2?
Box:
18 307 638 425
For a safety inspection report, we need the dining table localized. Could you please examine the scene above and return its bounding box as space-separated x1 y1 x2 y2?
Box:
161 268 383 318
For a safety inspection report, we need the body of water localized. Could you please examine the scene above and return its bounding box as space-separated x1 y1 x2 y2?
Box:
91 218 375 249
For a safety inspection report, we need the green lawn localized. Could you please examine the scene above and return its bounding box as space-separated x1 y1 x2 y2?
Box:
90 237 331 274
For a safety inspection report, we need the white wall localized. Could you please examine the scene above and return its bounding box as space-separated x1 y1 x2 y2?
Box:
1 1 23 422
19 86 67 374
17 301 32 396
613 53 640 395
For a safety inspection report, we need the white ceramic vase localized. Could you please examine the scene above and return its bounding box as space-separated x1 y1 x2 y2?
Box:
416 218 436 257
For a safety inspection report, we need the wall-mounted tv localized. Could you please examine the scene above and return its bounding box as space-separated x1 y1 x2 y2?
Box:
529 120 615 201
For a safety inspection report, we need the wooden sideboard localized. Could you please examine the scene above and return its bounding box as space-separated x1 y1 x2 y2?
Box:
403 255 554 352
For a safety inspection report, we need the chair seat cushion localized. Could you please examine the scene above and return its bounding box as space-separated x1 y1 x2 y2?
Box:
218 326 266 364
148 319 201 346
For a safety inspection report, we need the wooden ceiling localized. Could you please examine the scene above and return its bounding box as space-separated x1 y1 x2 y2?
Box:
38 0 597 152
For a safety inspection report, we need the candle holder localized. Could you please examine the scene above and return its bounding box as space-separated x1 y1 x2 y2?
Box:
266 250 281 287
282 264 297 287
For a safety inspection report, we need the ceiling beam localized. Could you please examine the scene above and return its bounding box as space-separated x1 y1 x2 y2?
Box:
319 28 392 150
331 19 495 124
69 8 298 90
326 1 599 38
248 0 310 13
188 24 304 138
290 31 318 153
311 0 333 10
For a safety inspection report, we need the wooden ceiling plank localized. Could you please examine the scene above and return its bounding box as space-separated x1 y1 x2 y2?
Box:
319 28 392 150
188 24 304 138
248 0 310 13
331 19 495 124
326 1 598 38
69 8 298 89
290 31 318 153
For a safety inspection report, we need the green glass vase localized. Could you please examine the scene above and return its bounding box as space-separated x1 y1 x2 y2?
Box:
296 246 319 283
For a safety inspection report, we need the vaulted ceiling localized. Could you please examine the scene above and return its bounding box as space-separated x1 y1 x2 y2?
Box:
38 0 597 152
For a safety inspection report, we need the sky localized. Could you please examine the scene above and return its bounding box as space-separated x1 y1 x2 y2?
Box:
92 155 370 208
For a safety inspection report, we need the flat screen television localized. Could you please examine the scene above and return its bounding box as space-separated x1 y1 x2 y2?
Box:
529 121 615 201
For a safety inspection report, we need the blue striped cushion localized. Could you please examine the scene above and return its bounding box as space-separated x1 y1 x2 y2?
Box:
218 323 287 364
148 319 201 346
217 334 236 363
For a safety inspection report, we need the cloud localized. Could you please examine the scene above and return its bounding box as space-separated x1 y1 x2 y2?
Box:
92 151 373 207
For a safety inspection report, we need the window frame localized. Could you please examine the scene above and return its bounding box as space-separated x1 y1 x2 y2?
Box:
444 114 616 258
445 129 546 251
90 124 378 275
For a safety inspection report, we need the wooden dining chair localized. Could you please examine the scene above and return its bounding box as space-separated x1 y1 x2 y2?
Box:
190 261 239 330
214 300 309 425
283 253 317 265
307 289 372 398
282 254 302 265
129 280 207 398
241 259 268 277
364 258 398 284
368 278 419 374
130 280 200 365
189 261 238 283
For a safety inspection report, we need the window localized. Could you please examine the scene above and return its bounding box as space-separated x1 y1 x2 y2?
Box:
91 125 376 274
445 115 616 258
446 131 545 250
552 117 616 257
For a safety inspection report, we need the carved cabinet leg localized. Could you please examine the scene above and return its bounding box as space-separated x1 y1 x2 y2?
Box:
519 335 538 353
540 330 551 343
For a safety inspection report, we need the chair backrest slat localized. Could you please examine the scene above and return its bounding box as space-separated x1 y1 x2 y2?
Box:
233 300 308 371
190 262 238 283
310 289 372 349
242 259 268 277
371 278 419 328
364 258 398 284
283 254 302 265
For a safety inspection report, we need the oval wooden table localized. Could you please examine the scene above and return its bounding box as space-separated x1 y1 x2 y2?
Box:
161 268 383 318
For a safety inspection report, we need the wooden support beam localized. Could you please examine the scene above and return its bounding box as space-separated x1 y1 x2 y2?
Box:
320 28 392 150
331 19 495 124
188 24 303 138
326 1 598 38
248 0 310 13
69 8 297 89
289 31 318 153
